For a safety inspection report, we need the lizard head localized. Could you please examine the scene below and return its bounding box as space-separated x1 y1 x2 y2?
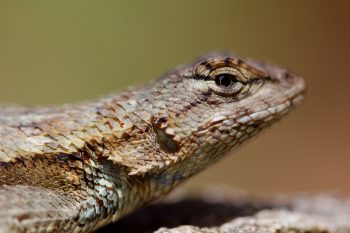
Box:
140 52 306 179
117 52 305 181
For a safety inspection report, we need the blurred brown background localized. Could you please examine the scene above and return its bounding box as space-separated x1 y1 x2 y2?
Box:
0 1 349 194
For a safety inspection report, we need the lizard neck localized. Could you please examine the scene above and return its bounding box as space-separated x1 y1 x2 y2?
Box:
78 159 179 231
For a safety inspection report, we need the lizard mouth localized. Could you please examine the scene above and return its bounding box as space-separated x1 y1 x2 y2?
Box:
202 91 304 135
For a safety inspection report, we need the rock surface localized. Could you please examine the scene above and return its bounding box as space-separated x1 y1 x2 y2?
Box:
97 188 350 233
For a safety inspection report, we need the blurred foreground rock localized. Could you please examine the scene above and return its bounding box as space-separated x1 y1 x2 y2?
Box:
97 187 350 233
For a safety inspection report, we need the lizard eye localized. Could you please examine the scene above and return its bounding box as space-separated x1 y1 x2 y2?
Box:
208 71 248 97
194 58 255 97
214 74 235 87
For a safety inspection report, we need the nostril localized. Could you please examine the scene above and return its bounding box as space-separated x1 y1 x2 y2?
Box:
283 71 296 84
285 72 292 80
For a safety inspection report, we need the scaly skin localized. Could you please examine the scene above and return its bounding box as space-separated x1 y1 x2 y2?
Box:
0 52 305 232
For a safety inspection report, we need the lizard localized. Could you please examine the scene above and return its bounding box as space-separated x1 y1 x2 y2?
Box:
0 52 306 233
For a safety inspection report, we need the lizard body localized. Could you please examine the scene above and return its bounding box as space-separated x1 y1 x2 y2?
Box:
0 52 305 232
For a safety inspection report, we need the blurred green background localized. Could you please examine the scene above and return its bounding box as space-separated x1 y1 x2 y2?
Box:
0 1 349 194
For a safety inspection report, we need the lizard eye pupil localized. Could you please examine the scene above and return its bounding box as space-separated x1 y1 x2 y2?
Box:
215 74 235 87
